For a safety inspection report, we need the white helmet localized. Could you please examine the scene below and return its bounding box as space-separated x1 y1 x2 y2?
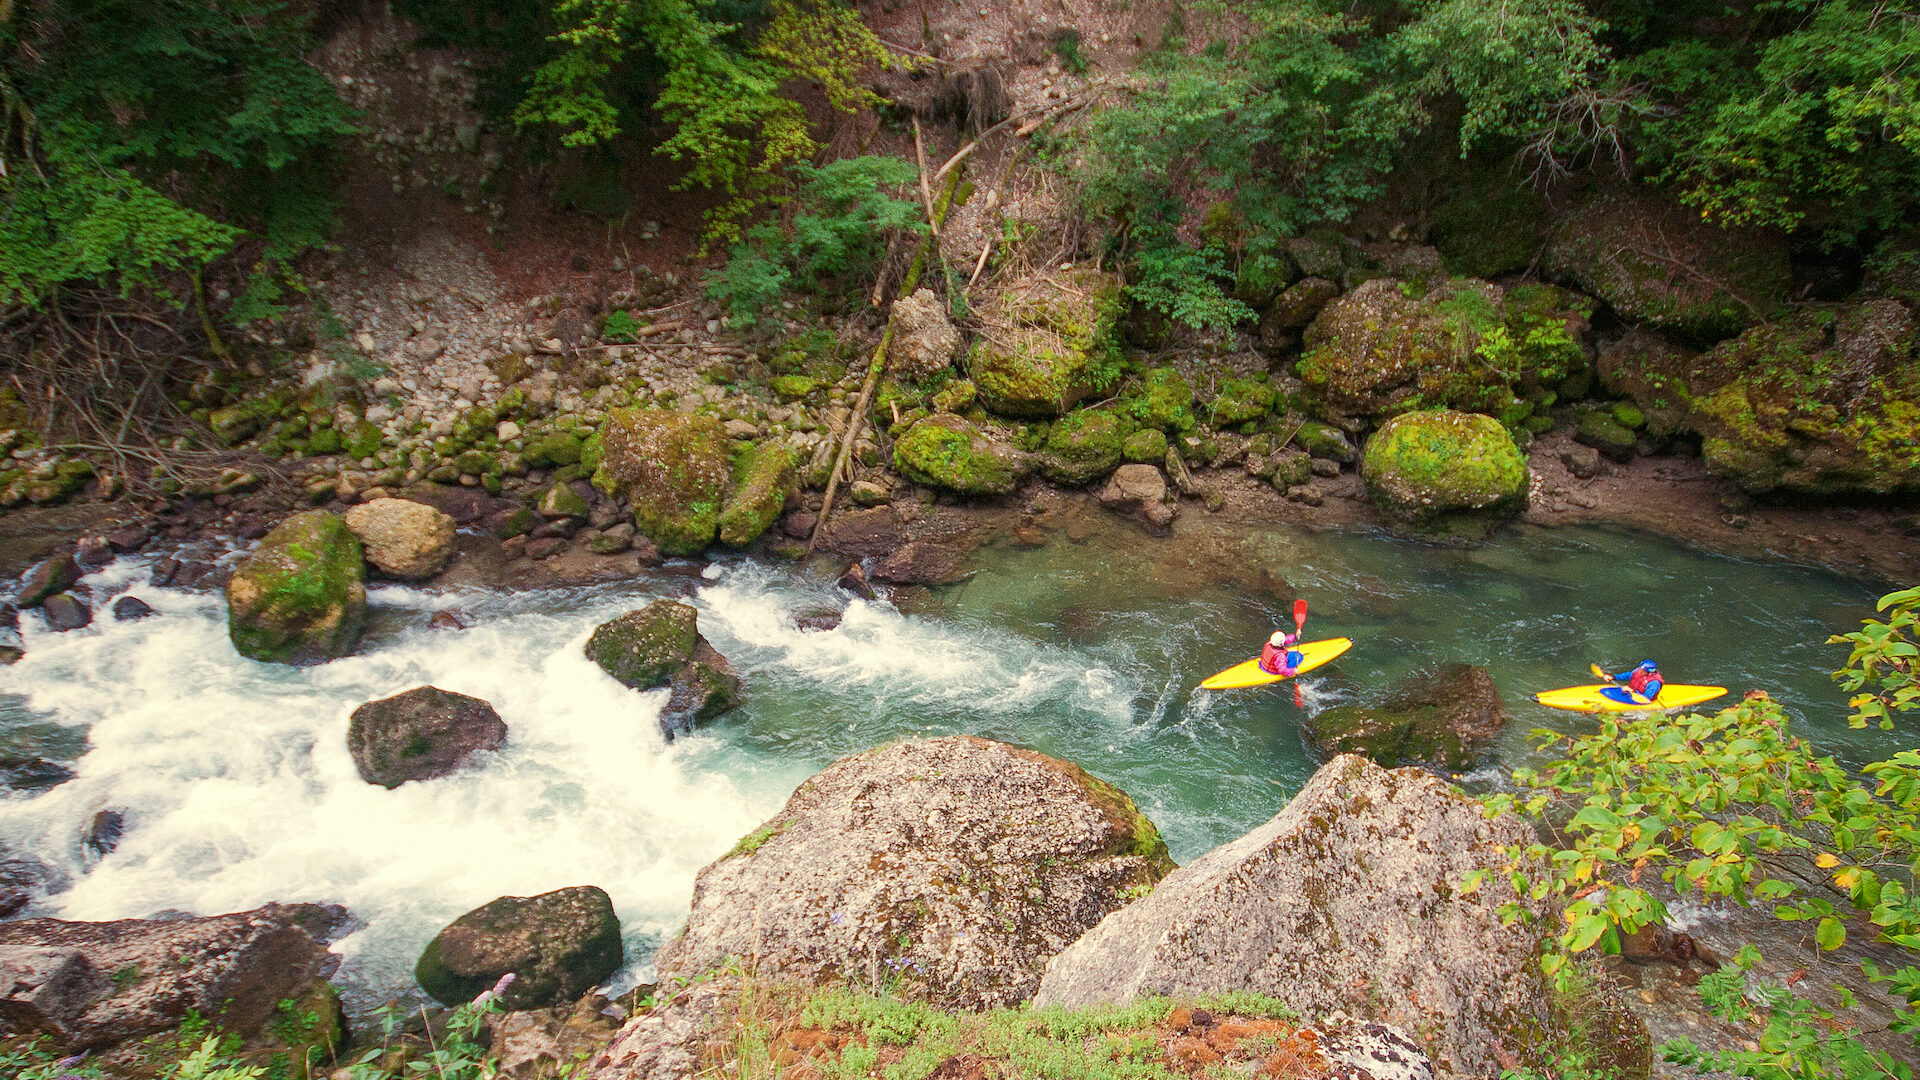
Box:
1269 631 1289 646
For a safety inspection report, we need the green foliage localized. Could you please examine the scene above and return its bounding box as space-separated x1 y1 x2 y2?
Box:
1480 584 1920 1076
343 988 504 1080
603 309 643 342
1077 0 1603 329
516 0 892 238
0 0 353 310
1 1039 105 1080
1617 0 1920 235
707 156 924 323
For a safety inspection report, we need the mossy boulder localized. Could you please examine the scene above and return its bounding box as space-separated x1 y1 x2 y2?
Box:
1543 182 1789 346
415 886 622 1009
1123 368 1197 433
1298 278 1587 424
1122 428 1169 464
1575 409 1638 462
1040 410 1127 485
1292 420 1356 463
717 442 799 546
25 459 93 505
1598 302 1920 494
968 269 1126 417
769 374 819 401
208 393 288 446
345 420 385 460
525 431 583 468
584 600 741 736
1303 664 1510 771
1361 410 1528 533
892 413 1021 496
226 511 368 665
591 409 731 555
1208 378 1275 427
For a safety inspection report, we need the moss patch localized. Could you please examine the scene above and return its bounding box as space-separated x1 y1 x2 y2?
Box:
227 511 368 665
1360 409 1527 532
892 413 1019 496
593 409 731 555
1040 410 1127 485
969 269 1126 418
584 601 701 689
719 442 800 546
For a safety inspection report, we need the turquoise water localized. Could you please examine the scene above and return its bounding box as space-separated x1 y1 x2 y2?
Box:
0 518 1892 1007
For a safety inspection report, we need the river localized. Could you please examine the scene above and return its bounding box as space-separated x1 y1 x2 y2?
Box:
0 517 1895 1013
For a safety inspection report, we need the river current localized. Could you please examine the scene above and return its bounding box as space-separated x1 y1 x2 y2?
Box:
0 518 1895 1012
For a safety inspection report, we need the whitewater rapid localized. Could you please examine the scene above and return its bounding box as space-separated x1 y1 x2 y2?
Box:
0 556 1155 1011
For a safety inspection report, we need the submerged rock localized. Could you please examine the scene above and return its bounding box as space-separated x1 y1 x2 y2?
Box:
1360 410 1527 534
968 269 1125 417
871 541 969 586
656 735 1174 1010
41 593 90 632
583 601 741 737
415 886 622 1010
110 596 155 622
1304 663 1510 770
892 413 1020 496
1031 754 1630 1076
226 511 368 665
343 498 457 580
0 902 343 1050
591 409 731 555
348 686 508 789
1097 464 1175 533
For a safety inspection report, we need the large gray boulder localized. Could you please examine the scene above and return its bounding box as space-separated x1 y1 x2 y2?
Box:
888 288 961 382
656 736 1174 1010
583 601 741 738
0 903 343 1050
347 686 508 788
415 886 622 1010
343 498 457 579
1030 754 1591 1077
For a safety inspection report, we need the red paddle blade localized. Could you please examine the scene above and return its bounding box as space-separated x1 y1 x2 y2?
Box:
1293 599 1308 632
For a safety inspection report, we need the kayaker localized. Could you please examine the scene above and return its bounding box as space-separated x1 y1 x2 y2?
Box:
1260 630 1303 676
1606 660 1663 703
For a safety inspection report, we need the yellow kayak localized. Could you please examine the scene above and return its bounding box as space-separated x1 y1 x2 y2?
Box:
1200 638 1353 690
1532 684 1729 713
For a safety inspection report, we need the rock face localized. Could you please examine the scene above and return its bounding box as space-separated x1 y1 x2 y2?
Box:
415 886 622 1009
1304 664 1510 771
892 413 1020 495
583 601 741 737
888 288 961 382
656 736 1175 1010
1298 279 1590 426
1031 755 1572 1077
591 409 731 555
717 442 799 546
226 511 369 665
968 269 1125 417
1600 302 1920 494
0 903 341 1050
1544 182 1789 346
347 686 508 788
1360 410 1527 533
871 541 969 586
343 498 457 579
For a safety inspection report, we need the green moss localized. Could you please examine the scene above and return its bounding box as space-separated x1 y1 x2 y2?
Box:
1124 368 1196 434
969 269 1126 418
584 601 700 689
1122 428 1169 464
726 820 787 859
1610 400 1646 430
1040 410 1127 485
227 511 368 665
207 391 289 446
1360 409 1527 531
718 442 800 546
769 374 820 401
892 413 1018 495
1208 378 1275 427
593 409 731 555
932 379 977 413
525 431 584 467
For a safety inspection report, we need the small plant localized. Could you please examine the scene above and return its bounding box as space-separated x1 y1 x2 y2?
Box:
602 310 642 343
1052 30 1089 75
112 963 145 988
0 1040 104 1080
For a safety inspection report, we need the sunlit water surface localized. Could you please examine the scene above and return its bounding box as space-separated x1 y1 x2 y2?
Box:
0 519 1893 1012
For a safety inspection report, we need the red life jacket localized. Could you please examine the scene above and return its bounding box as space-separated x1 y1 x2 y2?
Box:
1627 668 1658 694
1260 640 1296 674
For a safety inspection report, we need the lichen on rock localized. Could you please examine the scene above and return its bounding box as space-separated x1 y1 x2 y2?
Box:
226 511 368 665
591 409 731 555
343 498 456 579
656 735 1173 1010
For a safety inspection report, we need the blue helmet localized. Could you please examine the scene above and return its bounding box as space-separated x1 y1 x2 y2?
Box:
1638 660 1658 672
